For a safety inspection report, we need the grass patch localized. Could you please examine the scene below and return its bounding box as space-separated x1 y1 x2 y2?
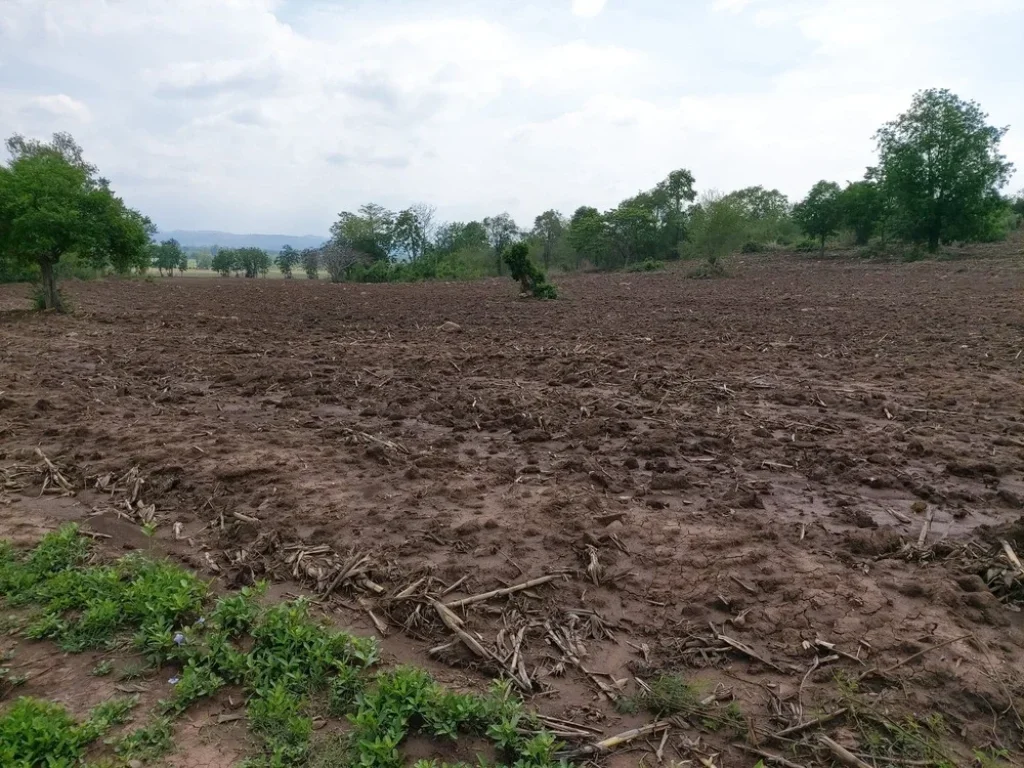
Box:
0 525 566 768
0 694 136 767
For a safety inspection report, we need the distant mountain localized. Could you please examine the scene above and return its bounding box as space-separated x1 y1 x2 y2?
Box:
157 230 327 251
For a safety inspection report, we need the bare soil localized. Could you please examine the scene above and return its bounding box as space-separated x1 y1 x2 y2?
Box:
3 242 1024 766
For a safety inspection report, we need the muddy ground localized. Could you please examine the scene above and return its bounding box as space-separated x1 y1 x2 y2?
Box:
2 243 1024 767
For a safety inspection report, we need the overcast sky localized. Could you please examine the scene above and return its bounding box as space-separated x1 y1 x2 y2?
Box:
2 0 1021 235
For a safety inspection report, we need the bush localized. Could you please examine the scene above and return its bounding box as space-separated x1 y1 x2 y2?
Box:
740 241 764 253
502 242 558 299
687 191 748 274
625 258 665 272
793 238 820 252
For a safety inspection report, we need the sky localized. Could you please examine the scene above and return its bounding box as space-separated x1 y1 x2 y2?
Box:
1 0 1021 236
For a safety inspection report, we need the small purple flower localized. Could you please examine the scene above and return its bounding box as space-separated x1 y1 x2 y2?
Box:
173 632 185 646
195 617 205 627
168 676 180 685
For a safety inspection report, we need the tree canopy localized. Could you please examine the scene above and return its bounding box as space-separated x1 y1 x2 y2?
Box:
0 132 152 309
793 181 843 252
873 88 1014 251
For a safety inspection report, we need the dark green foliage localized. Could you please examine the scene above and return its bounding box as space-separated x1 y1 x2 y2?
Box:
1 528 569 768
873 89 1014 251
0 695 135 767
567 206 606 268
299 247 320 279
211 248 238 276
275 245 299 277
839 180 883 245
114 716 175 762
687 191 748 272
0 132 152 309
625 258 665 272
502 242 557 299
793 181 843 252
153 238 185 276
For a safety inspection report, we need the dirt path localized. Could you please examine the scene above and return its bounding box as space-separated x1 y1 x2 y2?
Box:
2 247 1023 766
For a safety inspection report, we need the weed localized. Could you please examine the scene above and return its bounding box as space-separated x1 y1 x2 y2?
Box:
0 695 134 766
117 661 153 681
140 522 158 537
92 660 114 677
687 260 728 279
113 715 175 762
641 674 701 715
1 528 567 768
625 258 665 272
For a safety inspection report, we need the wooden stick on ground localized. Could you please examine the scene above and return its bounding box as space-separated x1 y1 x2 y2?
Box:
819 735 872 768
875 634 971 677
916 508 935 547
432 600 494 660
1000 539 1024 576
736 743 809 768
561 721 671 758
770 707 848 739
444 573 565 609
716 631 786 673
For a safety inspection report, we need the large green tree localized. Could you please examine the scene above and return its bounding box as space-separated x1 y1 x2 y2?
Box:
153 238 184 276
531 210 566 269
330 204 396 262
793 181 843 253
722 186 790 242
839 180 883 245
873 89 1014 251
687 191 748 271
0 132 151 310
482 213 519 274
566 206 607 268
604 200 657 268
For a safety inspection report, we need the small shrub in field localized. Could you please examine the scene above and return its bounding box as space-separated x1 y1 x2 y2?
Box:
793 238 820 252
626 258 665 272
502 242 558 299
740 241 764 253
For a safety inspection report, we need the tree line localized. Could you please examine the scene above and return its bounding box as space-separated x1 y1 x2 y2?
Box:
0 88 1019 308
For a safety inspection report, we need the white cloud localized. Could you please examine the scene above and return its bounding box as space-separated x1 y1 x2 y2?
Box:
0 0 1019 233
571 0 608 18
23 94 91 122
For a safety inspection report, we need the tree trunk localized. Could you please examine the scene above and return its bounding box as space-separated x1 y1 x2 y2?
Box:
39 259 63 312
820 234 826 255
927 223 940 253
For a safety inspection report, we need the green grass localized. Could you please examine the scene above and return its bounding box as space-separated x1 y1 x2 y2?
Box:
0 525 566 768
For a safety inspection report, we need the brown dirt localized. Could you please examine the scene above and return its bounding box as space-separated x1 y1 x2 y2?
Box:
2 242 1024 766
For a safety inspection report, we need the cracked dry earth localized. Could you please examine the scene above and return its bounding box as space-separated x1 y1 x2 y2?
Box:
2 241 1024 766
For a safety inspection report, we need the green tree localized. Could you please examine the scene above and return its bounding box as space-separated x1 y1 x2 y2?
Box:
195 250 213 270
483 213 519 275
392 205 434 261
604 201 657 268
0 132 150 310
153 238 183 276
567 206 607 268
873 89 1014 252
722 186 791 242
653 168 697 256
300 247 320 279
531 210 566 269
235 247 271 278
330 204 395 262
276 245 299 278
433 221 488 257
839 180 883 245
687 190 748 273
211 248 237 276
793 181 843 253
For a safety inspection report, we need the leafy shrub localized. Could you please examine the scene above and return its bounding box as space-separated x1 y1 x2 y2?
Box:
740 241 764 253
502 242 558 299
793 238 820 252
625 258 665 272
